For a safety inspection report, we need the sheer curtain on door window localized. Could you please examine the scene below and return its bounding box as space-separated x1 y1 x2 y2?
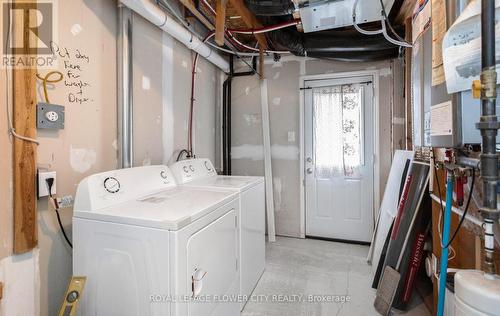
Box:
312 84 363 179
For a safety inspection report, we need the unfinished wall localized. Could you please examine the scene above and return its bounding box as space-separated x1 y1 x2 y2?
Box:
36 1 118 315
133 15 164 166
231 56 405 237
0 56 40 316
1 2 222 316
0 55 11 262
162 34 219 164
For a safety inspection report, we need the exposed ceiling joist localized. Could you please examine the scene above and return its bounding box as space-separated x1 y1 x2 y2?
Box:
215 0 228 45
228 0 268 49
178 0 215 30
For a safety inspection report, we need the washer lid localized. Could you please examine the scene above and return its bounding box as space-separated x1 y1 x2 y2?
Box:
185 175 264 191
74 187 238 230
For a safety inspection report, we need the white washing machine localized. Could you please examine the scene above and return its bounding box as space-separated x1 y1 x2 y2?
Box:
73 165 240 316
169 158 265 310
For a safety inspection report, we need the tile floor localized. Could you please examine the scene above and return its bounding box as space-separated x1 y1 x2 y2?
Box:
242 237 431 316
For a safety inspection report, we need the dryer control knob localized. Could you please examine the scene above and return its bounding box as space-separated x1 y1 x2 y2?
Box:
103 177 120 193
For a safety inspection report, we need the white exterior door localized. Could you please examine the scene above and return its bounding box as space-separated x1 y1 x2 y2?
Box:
305 76 374 242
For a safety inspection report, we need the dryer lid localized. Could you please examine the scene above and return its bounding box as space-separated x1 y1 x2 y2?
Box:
74 186 238 230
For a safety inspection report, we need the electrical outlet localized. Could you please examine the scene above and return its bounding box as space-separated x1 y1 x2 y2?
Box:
38 171 56 198
37 103 65 129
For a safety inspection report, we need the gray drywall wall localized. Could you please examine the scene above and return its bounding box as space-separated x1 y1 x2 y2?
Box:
32 3 221 316
162 34 218 164
231 57 405 238
37 1 118 315
133 14 164 166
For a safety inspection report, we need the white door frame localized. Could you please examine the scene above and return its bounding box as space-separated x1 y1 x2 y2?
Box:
299 70 381 239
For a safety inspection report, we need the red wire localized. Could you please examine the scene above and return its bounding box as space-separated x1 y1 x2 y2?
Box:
188 32 214 156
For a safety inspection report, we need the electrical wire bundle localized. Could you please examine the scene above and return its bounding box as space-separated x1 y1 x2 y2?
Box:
352 0 412 48
433 161 476 252
46 178 73 249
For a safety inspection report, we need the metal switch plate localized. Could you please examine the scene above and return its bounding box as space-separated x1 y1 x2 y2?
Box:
37 102 65 129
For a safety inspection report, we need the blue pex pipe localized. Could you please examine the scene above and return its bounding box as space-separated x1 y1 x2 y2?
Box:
437 176 454 316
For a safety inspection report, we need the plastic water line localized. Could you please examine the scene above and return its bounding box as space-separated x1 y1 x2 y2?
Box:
437 174 454 316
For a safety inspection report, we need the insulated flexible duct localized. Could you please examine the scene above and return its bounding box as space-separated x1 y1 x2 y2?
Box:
267 27 400 61
244 0 295 16
244 0 406 61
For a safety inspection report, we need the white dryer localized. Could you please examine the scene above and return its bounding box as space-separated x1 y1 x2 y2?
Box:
73 165 240 316
169 158 265 309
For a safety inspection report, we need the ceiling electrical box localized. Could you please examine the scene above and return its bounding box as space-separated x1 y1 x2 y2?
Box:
299 0 395 33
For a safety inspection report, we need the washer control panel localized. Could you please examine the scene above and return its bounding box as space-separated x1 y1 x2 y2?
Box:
169 158 217 184
74 165 177 211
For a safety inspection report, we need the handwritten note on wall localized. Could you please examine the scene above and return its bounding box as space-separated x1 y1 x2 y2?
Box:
50 42 93 105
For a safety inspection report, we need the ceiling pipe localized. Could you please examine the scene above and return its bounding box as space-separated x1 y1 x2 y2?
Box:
120 0 230 72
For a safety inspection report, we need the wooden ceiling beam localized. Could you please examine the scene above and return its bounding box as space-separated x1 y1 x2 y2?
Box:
228 0 268 49
178 0 215 31
215 0 228 46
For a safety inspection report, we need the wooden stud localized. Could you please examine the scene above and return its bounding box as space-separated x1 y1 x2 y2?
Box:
215 0 228 46
260 79 275 242
0 282 3 300
13 1 38 254
404 17 413 151
475 235 482 269
178 0 215 31
228 0 268 49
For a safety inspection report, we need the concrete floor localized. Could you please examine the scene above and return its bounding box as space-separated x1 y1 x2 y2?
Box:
242 237 431 316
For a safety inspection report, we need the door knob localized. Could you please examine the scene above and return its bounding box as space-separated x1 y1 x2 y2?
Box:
307 168 313 174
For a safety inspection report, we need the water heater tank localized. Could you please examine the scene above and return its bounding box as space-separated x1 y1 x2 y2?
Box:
454 270 500 316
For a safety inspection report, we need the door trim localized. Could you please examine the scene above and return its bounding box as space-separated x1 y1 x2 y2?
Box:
299 70 381 239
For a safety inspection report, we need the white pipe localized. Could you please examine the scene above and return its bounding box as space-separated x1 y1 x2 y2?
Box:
120 0 230 72
430 194 484 227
